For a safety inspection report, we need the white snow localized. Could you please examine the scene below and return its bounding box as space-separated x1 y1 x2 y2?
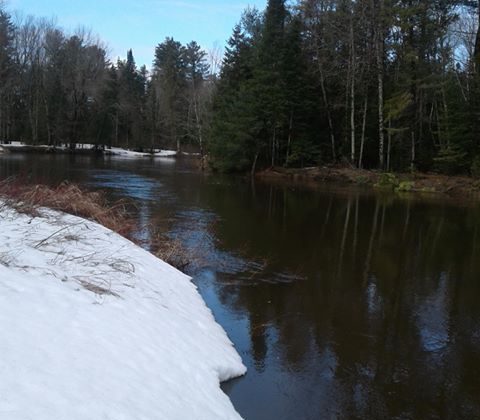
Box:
105 147 177 158
0 202 246 420
1 141 54 149
1 141 25 148
0 142 178 158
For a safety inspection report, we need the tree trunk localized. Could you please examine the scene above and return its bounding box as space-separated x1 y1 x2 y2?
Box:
271 125 276 167
411 131 416 172
286 110 293 164
44 96 52 145
475 0 480 72
193 92 204 158
115 112 119 147
317 61 336 160
359 96 368 169
350 54 356 165
375 0 385 170
349 6 356 165
387 119 392 171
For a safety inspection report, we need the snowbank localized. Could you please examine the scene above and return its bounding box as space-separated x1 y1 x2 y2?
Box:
105 147 177 158
1 141 25 147
0 203 246 420
0 142 177 158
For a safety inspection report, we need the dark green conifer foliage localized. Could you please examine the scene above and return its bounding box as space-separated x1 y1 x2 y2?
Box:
209 1 319 171
0 9 16 140
153 38 187 150
0 1 479 174
252 0 289 167
184 41 210 154
96 65 119 147
208 10 261 172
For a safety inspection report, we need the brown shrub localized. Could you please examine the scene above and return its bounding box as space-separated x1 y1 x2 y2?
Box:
0 178 136 240
152 235 191 271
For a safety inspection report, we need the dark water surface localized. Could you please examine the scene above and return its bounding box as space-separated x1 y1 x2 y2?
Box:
2 154 480 419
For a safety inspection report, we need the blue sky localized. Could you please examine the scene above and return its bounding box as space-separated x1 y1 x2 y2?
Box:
7 0 267 68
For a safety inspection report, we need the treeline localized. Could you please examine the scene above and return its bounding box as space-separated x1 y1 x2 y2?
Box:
1 2 480 174
0 9 212 151
210 0 480 174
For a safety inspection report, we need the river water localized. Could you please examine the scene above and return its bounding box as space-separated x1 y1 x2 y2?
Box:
1 153 479 420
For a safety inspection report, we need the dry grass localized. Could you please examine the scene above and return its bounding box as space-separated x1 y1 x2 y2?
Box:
151 233 192 272
78 280 121 298
0 177 196 282
0 177 136 240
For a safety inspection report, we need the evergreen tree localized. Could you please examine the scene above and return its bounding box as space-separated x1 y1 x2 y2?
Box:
252 0 289 167
96 65 119 147
184 41 209 154
208 10 262 172
0 8 15 140
152 37 187 151
282 15 320 167
117 49 145 148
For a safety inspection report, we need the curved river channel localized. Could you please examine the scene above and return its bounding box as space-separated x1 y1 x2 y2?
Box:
1 153 480 419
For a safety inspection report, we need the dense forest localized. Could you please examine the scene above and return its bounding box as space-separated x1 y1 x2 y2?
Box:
0 1 479 174
0 9 212 154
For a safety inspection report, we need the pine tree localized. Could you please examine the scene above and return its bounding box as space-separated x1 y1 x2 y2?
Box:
253 0 288 167
0 8 15 140
282 15 320 167
184 41 209 154
208 10 262 172
152 38 187 151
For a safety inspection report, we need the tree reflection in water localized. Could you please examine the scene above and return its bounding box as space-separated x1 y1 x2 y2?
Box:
206 184 480 419
1 155 479 419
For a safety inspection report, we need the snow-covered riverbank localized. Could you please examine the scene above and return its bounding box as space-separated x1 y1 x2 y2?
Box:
104 146 177 158
0 202 246 420
0 142 178 158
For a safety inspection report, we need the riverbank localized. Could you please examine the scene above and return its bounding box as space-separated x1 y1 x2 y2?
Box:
256 166 480 199
0 187 246 419
0 141 177 158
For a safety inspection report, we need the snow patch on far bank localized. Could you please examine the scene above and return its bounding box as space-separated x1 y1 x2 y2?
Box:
0 142 177 158
0 203 245 420
105 147 177 158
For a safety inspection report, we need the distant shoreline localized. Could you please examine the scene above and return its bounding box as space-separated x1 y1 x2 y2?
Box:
256 166 480 200
0 142 179 158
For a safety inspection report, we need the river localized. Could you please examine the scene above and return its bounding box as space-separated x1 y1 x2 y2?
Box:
1 153 479 419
